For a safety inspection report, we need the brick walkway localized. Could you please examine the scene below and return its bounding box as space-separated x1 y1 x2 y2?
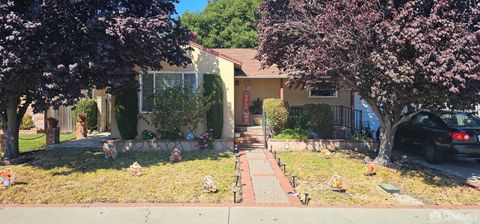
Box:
239 148 301 206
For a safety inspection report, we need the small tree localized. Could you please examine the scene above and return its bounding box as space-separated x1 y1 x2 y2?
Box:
142 85 213 140
204 74 224 138
73 99 98 131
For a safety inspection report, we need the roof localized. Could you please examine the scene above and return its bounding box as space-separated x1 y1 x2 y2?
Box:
213 48 284 78
189 42 242 67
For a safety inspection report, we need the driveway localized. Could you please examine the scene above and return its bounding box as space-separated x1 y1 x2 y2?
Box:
394 150 480 188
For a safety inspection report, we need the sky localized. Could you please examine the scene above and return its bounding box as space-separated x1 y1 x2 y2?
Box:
175 0 208 16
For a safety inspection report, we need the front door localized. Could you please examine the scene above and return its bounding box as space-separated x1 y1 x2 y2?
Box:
242 90 251 126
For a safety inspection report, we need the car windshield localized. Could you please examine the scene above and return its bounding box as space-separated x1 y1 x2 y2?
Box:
439 112 480 127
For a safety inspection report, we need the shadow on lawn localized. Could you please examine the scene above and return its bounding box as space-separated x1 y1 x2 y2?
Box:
22 149 232 174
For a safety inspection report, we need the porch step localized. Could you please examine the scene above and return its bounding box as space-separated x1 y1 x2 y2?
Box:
239 139 265 144
235 126 263 132
239 132 264 137
237 143 266 149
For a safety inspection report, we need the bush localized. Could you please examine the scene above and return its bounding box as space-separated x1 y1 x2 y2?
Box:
142 85 213 140
303 103 333 138
141 130 155 140
204 74 223 138
20 115 35 130
115 88 139 140
263 98 289 135
73 99 97 130
273 128 308 140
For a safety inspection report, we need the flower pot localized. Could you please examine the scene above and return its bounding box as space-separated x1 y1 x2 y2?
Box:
253 114 263 126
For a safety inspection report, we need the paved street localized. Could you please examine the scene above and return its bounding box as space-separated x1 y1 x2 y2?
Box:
1 206 479 224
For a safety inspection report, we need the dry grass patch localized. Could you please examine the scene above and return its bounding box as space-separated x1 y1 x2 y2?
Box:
279 151 480 206
0 150 235 204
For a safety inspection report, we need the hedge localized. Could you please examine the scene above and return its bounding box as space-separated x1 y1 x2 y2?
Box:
303 103 334 138
20 115 35 130
263 98 288 135
73 99 98 130
114 88 138 140
204 74 224 138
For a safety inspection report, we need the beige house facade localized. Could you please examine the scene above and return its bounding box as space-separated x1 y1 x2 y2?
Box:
107 42 357 141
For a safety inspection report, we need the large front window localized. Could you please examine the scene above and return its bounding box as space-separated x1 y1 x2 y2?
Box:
140 72 198 112
308 82 338 98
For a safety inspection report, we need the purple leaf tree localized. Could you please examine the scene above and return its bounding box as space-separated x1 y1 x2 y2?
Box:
0 0 192 158
257 0 480 164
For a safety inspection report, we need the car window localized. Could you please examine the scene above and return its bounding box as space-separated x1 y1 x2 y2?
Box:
411 113 442 128
411 114 430 126
440 113 480 127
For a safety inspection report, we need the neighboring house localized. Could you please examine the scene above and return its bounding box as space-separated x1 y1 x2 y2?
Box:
109 42 364 140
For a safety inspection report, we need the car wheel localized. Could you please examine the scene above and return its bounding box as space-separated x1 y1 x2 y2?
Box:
424 144 444 164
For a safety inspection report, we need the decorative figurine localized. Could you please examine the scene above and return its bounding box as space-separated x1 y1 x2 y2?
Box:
0 168 14 189
320 148 331 159
104 147 117 159
330 174 345 192
75 113 88 139
170 148 182 162
365 163 377 176
203 176 218 193
128 162 142 177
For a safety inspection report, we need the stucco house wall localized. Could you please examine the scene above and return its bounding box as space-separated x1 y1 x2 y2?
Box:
110 44 236 140
234 78 352 125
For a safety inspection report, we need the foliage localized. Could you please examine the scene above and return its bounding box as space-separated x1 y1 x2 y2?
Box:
250 98 263 115
20 115 35 130
115 88 139 140
303 104 334 139
203 74 223 138
0 0 192 158
285 107 308 129
198 129 215 150
256 0 480 164
141 130 156 140
142 85 214 140
73 99 97 130
181 0 260 48
273 128 308 140
263 98 289 135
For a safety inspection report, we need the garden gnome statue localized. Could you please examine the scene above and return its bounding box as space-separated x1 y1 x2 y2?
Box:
203 176 218 193
75 113 88 139
170 148 182 162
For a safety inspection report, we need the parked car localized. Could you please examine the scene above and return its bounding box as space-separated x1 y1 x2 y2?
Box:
394 110 480 164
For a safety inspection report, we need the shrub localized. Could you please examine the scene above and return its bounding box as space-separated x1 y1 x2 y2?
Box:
141 130 156 140
303 103 333 138
273 128 308 140
73 99 97 130
263 98 289 135
20 115 35 130
250 98 263 115
204 74 223 138
114 88 139 140
198 128 215 150
142 85 213 140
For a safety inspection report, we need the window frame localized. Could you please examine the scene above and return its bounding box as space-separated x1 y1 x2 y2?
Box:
139 71 199 113
308 82 338 99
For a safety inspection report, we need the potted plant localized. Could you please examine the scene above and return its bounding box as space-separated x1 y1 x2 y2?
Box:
250 98 263 126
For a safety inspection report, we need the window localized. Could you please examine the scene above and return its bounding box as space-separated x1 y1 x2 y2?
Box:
308 82 338 98
140 72 198 112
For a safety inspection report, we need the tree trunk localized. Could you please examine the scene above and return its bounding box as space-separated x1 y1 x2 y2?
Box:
375 119 395 165
3 97 20 159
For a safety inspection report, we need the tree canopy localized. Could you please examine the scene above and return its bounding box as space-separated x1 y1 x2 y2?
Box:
180 0 260 48
257 0 480 164
0 0 192 158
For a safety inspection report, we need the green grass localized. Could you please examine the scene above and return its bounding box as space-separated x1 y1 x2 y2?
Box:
272 128 309 140
19 133 76 153
1 150 235 204
279 151 480 206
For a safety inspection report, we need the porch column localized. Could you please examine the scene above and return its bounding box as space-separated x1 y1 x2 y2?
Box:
280 79 284 101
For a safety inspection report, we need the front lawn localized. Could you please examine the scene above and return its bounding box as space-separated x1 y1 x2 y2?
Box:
19 133 76 153
279 151 480 206
0 150 235 204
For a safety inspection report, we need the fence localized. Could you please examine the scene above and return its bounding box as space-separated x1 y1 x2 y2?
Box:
288 105 363 131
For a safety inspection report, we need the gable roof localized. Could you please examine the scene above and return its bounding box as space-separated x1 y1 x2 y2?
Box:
189 42 242 67
213 48 285 78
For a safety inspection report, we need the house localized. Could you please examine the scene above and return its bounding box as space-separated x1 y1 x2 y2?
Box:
107 42 363 141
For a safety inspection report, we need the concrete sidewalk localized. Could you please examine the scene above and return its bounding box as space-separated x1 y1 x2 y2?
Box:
1 206 479 224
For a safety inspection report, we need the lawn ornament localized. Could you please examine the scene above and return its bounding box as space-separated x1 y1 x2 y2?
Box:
330 174 345 192
203 176 218 193
104 147 117 159
365 163 377 176
0 168 14 188
320 148 331 159
128 162 142 177
170 148 182 162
